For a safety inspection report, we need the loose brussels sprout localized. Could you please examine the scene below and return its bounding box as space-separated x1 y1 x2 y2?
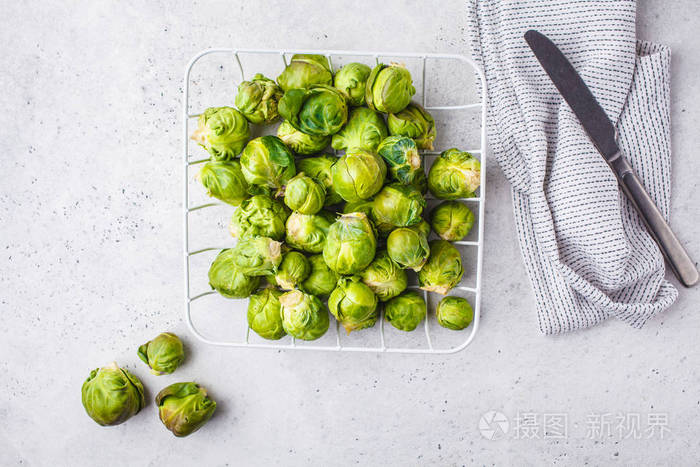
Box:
411 168 428 195
277 54 333 92
198 160 249 206
235 74 283 124
231 236 283 276
430 201 474 241
331 107 388 152
208 249 260 298
377 136 422 184
247 184 273 197
229 194 289 241
412 219 432 238
300 254 340 297
156 382 217 437
387 227 430 271
81 362 145 426
359 251 407 302
328 276 379 333
274 251 311 290
277 120 330 155
333 62 372 106
387 103 436 150
284 173 326 214
436 296 474 330
331 150 386 202
137 332 185 375
323 212 377 275
427 149 481 200
342 198 374 216
418 240 464 295
285 210 335 253
279 289 329 340
247 288 285 340
385 291 426 331
278 85 349 136
297 155 342 205
370 183 425 234
365 63 416 114
240 136 296 194
190 107 251 161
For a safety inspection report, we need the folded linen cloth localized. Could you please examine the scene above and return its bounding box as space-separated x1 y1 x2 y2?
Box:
467 0 678 334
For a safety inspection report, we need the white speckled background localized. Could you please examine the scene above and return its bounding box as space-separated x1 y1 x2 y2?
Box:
2 1 699 465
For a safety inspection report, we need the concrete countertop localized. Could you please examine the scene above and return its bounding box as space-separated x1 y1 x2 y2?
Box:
2 1 698 465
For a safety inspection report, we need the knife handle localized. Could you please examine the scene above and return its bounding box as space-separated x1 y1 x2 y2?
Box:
608 153 698 287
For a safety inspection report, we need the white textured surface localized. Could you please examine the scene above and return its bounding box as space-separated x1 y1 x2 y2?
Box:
1 1 699 465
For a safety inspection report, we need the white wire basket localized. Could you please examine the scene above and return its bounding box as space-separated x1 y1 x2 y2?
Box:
183 48 486 354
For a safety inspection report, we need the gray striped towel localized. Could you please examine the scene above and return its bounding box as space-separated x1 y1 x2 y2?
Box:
467 0 678 334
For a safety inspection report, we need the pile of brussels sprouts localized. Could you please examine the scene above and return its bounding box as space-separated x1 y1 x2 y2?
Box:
82 333 217 436
195 54 480 341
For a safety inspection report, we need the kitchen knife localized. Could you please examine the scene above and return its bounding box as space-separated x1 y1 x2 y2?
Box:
524 29 698 287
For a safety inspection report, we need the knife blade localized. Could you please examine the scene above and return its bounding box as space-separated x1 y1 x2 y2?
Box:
524 29 698 287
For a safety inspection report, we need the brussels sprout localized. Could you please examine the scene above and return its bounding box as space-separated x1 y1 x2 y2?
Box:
297 155 342 205
333 62 372 106
274 251 311 290
365 63 416 114
284 173 326 214
231 236 283 276
277 54 333 92
277 120 331 155
377 136 423 184
235 74 283 124
81 362 145 426
229 194 289 241
191 107 250 160
137 332 185 375
247 288 285 340
411 168 428 195
342 198 374 216
208 249 260 298
418 240 464 295
427 149 481 200
412 219 432 238
331 107 388 152
156 382 217 437
279 290 329 340
387 103 436 150
240 136 296 194
436 296 474 330
323 212 377 275
330 150 386 202
328 276 379 333
430 201 474 241
359 251 407 302
387 227 430 271
385 291 426 331
370 183 425 234
197 160 249 206
279 85 348 136
247 184 273 197
285 210 335 253
300 254 340 297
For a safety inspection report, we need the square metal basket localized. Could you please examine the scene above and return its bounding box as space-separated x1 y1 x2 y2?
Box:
183 48 486 354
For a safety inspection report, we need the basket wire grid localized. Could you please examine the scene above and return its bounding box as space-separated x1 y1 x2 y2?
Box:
183 48 487 354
